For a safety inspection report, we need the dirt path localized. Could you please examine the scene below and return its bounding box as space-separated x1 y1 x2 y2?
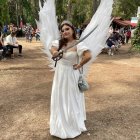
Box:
0 38 140 140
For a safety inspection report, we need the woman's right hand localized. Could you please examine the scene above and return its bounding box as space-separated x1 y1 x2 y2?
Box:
52 51 59 57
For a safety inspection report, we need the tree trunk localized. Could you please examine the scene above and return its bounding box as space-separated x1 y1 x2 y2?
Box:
67 0 72 20
93 0 100 14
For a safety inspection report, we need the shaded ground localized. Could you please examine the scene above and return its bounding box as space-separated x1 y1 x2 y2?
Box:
0 38 140 140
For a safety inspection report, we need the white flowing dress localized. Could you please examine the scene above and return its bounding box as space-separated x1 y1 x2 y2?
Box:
50 40 89 139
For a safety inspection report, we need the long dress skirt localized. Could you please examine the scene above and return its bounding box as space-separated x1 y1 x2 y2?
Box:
50 52 87 139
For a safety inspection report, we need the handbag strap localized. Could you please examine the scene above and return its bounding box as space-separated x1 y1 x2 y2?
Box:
78 55 83 74
78 67 83 74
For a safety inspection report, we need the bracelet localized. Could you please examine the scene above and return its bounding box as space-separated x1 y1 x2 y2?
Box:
59 49 63 53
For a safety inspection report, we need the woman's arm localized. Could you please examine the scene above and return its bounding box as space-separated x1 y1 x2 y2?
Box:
73 50 92 70
79 50 92 66
14 37 19 45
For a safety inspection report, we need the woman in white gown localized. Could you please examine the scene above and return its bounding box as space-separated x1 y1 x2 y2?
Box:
50 21 92 139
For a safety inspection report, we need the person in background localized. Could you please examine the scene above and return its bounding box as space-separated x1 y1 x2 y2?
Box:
0 34 7 60
125 29 131 43
35 28 40 41
9 23 13 32
3 25 8 35
119 27 125 44
106 33 116 56
5 31 22 58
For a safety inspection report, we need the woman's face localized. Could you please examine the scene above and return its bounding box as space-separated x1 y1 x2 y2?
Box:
61 25 74 40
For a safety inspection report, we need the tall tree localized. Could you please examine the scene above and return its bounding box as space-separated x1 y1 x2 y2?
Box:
2 0 140 28
113 0 140 19
0 0 10 25
93 0 100 14
55 0 93 26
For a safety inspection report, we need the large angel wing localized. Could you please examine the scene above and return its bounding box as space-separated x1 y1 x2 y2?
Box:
80 0 113 73
36 0 60 69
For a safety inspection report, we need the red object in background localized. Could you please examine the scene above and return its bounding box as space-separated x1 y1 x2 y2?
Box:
113 17 137 27
126 31 131 37
20 20 23 28
124 20 137 27
131 23 137 27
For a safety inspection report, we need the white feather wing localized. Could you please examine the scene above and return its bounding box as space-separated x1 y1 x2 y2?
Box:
80 0 113 72
36 0 60 69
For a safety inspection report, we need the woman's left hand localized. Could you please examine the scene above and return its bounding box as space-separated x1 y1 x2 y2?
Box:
73 64 82 70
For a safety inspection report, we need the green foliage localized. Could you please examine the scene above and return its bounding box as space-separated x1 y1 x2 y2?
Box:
131 20 140 51
113 0 140 19
0 0 38 27
0 0 102 27
72 0 93 26
56 0 93 26
1 0 140 28
22 0 35 26
0 0 10 25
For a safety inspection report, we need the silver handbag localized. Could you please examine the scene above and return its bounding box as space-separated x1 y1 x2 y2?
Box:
78 68 89 92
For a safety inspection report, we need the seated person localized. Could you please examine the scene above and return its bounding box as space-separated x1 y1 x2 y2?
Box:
0 34 7 60
4 31 22 58
112 31 122 48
